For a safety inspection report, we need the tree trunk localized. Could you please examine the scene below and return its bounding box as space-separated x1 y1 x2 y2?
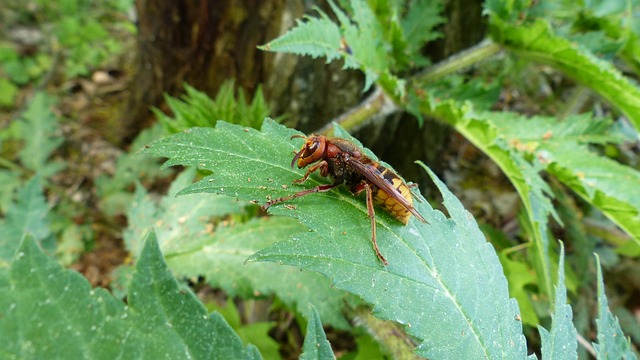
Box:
118 0 364 145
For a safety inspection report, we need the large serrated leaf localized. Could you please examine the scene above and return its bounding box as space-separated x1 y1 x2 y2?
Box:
491 113 640 248
423 99 557 298
0 233 261 359
491 113 628 146
125 167 351 329
251 163 529 359
593 255 637 359
543 142 640 248
259 11 345 63
538 243 578 359
261 0 405 94
145 119 529 358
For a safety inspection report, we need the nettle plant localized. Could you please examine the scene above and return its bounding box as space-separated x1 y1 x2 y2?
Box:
143 0 639 358
3 0 640 359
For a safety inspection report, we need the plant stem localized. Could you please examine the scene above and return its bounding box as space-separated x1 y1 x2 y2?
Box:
317 86 399 135
412 38 502 84
322 39 502 134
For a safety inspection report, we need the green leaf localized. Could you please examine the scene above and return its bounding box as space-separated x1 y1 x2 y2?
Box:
491 113 640 248
128 232 262 359
353 333 386 360
95 123 172 217
593 254 637 359
0 170 22 214
423 99 557 298
156 82 272 134
0 177 53 263
491 113 629 146
208 300 280 359
15 92 65 177
0 77 18 107
261 0 405 94
543 143 640 248
537 243 578 359
400 0 444 67
235 322 280 360
253 162 528 358
123 167 246 255
300 305 335 360
146 119 529 358
0 233 261 359
499 252 539 326
126 167 351 329
490 17 640 132
259 11 345 64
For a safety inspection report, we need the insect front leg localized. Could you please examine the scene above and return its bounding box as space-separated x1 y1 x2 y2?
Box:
293 160 328 184
261 182 340 210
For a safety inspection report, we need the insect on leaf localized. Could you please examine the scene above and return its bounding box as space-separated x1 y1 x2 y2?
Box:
145 119 529 358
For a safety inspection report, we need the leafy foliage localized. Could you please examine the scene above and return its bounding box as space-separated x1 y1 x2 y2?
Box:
155 81 273 134
4 0 132 79
259 0 640 353
210 300 281 360
125 168 351 329
259 0 443 96
300 305 335 360
3 0 640 357
499 251 539 326
489 113 640 248
593 255 637 359
94 123 173 217
419 98 558 301
0 177 53 263
538 243 577 359
14 92 65 177
531 0 640 75
0 45 52 87
0 77 18 106
0 233 261 359
489 17 640 132
146 119 529 358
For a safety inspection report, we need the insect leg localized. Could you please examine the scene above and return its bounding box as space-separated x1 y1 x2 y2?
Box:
261 182 339 210
293 160 328 184
364 183 388 265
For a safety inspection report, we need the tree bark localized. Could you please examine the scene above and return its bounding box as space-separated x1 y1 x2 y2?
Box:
119 0 363 145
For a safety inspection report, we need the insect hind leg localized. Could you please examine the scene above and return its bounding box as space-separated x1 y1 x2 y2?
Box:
261 182 340 211
364 183 388 266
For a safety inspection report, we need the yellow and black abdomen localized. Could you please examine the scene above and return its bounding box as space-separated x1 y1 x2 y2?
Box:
370 165 414 225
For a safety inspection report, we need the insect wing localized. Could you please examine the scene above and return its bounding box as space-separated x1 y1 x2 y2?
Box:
347 158 428 223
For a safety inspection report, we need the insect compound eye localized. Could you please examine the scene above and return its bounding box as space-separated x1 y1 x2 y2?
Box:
309 139 326 159
305 141 318 155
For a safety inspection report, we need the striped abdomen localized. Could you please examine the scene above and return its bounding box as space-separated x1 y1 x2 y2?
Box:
370 165 414 225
